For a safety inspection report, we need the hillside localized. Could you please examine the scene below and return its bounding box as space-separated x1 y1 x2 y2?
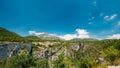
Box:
24 36 41 42
0 27 62 42
69 38 99 43
0 27 23 41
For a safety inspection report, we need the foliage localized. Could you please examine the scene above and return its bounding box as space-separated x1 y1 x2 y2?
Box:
62 57 76 68
5 54 36 68
0 27 23 42
53 53 65 68
100 46 119 65
68 38 99 43
24 36 42 42
0 58 6 68
35 58 49 68
69 55 95 68
1 26 120 67
79 57 95 68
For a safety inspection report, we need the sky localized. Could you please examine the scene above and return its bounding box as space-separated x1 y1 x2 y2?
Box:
0 0 120 40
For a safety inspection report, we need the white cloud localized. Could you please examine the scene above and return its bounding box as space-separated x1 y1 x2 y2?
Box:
76 29 89 35
78 34 90 38
58 34 77 40
58 29 90 40
28 31 45 36
104 16 109 20
111 14 117 19
29 31 35 35
28 29 90 40
107 34 120 39
104 14 117 21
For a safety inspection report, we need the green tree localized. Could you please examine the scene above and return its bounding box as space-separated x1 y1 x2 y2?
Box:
53 53 65 68
100 46 119 65
35 58 49 68
5 54 35 68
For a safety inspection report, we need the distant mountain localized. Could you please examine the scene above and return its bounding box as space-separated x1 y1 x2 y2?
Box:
0 27 22 41
38 33 61 40
24 36 41 42
69 38 99 42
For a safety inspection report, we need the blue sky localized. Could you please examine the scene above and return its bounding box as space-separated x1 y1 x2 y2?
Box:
0 0 120 40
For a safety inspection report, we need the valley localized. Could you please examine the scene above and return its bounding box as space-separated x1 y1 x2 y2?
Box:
0 27 120 68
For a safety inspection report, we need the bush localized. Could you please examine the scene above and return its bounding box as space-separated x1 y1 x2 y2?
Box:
35 58 49 68
53 53 65 68
5 54 36 68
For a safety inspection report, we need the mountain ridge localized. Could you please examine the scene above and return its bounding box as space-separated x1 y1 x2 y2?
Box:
0 27 23 41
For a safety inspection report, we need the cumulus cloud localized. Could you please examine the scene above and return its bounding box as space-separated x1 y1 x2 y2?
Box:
104 14 117 21
59 29 90 40
28 29 90 40
29 31 45 36
107 34 120 39
76 29 89 35
58 34 77 40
